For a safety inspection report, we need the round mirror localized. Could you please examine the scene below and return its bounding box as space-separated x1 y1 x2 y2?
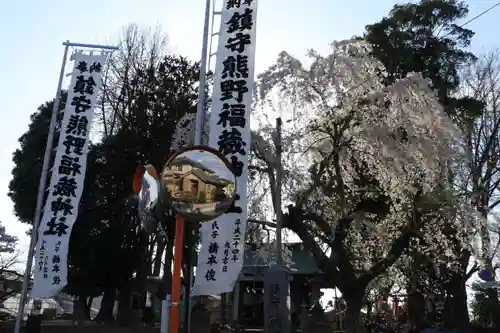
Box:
161 146 236 222
133 165 161 233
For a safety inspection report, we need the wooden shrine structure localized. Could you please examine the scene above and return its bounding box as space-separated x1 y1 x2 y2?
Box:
193 243 327 331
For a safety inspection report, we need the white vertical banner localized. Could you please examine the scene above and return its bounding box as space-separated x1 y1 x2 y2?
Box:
32 52 107 298
192 0 258 296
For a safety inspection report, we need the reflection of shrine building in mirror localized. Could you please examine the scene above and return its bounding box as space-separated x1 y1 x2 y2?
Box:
163 162 234 204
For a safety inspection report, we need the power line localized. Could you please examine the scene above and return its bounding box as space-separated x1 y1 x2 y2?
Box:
453 1 500 33
336 1 500 100
278 2 500 118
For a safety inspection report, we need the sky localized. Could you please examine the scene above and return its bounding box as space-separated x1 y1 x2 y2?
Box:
0 0 499 271
185 149 235 182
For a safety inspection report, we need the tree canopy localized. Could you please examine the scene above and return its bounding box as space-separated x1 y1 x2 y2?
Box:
8 94 66 226
255 38 476 332
249 1 492 332
364 0 478 114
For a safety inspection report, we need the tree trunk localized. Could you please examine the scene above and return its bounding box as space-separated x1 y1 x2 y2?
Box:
85 297 93 319
407 250 426 329
407 288 426 329
95 289 116 323
72 296 87 327
153 237 166 277
116 286 133 326
487 288 500 328
444 272 469 329
477 193 500 327
163 220 175 295
151 236 166 311
343 290 364 333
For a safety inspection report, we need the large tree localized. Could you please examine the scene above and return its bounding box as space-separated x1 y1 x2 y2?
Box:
255 39 470 333
92 24 201 323
363 1 484 327
364 0 479 119
8 94 66 226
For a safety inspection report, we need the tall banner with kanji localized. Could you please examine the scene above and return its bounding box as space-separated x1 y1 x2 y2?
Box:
32 52 107 298
192 0 258 296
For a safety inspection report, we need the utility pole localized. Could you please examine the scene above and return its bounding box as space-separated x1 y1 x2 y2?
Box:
275 117 283 265
263 117 290 333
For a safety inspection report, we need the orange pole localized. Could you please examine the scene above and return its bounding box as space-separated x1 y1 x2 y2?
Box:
169 215 185 333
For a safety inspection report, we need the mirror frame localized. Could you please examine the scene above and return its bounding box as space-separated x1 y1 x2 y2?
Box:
160 145 237 220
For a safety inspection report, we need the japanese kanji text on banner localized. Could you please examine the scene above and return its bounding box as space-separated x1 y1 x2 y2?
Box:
32 52 107 298
192 0 258 296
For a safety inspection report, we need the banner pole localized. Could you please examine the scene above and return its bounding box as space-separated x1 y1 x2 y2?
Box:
194 0 211 145
13 40 71 333
186 0 212 332
275 117 283 266
170 215 186 333
160 294 171 333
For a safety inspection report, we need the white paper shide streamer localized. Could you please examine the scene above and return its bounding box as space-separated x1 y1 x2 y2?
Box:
32 52 107 298
192 0 258 296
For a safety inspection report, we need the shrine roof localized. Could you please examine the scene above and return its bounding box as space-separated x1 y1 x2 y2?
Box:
241 242 321 275
193 242 321 275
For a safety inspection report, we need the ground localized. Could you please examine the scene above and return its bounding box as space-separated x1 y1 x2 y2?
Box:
0 321 160 333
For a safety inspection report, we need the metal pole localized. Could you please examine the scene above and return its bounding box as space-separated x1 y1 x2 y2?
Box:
232 282 240 324
186 264 194 333
160 217 172 333
275 118 283 266
13 40 71 333
194 0 211 146
186 1 211 332
207 0 217 72
169 215 186 333
182 224 193 333
161 295 171 333
62 41 119 51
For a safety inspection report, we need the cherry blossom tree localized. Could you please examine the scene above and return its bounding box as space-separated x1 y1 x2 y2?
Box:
253 39 474 333
246 103 310 263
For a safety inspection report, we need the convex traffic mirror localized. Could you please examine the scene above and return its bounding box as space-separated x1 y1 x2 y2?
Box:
161 146 236 222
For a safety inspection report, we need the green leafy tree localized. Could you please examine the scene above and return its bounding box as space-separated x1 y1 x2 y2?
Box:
364 0 481 120
94 25 201 320
8 93 66 226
